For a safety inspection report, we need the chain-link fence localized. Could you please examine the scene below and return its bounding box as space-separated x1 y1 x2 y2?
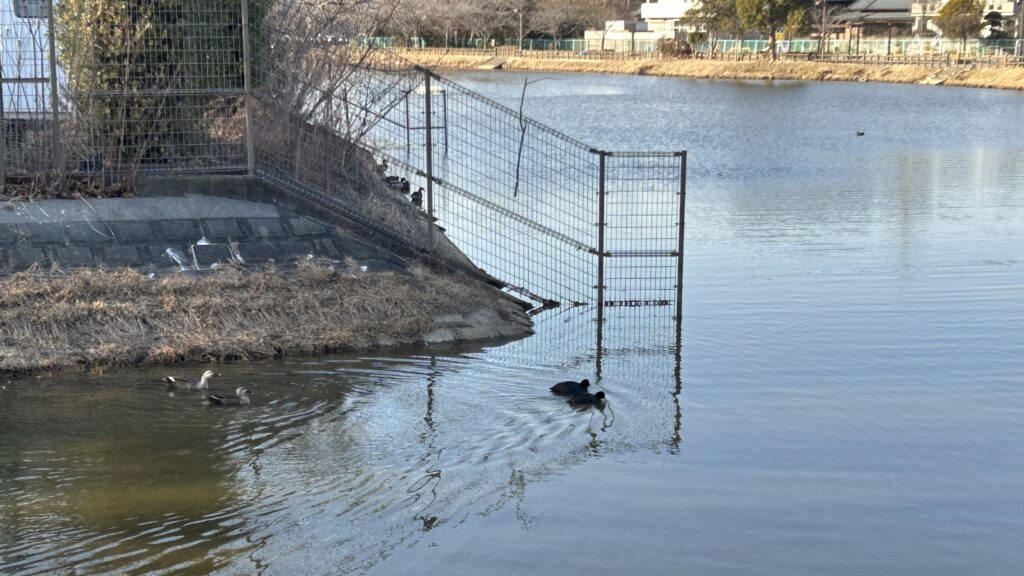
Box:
1 0 686 320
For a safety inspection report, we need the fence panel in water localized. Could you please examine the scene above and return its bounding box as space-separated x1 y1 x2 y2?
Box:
601 152 685 319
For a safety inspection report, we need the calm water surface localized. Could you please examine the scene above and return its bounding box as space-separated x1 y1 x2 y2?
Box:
2 73 1023 575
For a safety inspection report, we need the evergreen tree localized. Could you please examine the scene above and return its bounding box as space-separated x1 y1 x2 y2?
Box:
934 0 984 52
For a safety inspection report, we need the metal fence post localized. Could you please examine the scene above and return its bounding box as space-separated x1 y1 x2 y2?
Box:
424 69 434 250
596 150 607 327
1 69 6 191
46 0 62 174
241 0 255 176
675 151 687 333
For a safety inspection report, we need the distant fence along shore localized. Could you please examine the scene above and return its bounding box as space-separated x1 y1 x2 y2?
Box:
369 36 1024 58
388 48 1024 92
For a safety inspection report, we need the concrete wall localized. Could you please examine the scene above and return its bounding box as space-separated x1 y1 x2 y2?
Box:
0 187 406 275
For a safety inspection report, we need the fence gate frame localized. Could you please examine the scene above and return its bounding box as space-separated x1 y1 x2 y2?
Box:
593 149 687 332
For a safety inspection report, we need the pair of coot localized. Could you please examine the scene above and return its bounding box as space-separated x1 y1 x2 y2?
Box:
550 378 605 406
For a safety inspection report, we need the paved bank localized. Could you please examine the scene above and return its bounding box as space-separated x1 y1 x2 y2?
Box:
0 191 534 376
394 52 1024 91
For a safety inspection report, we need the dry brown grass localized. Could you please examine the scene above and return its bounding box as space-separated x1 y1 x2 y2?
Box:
395 51 1024 91
0 261 510 376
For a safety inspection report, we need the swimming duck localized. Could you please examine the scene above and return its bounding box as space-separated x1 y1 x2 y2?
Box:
164 370 219 391
205 387 252 406
568 391 606 407
550 378 590 395
855 131 865 136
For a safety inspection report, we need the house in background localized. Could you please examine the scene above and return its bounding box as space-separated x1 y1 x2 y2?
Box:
837 0 914 37
911 0 1021 37
639 0 700 35
582 0 703 51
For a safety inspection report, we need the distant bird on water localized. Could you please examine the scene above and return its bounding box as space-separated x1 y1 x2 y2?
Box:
164 370 219 391
205 387 252 406
856 131 865 136
550 378 590 395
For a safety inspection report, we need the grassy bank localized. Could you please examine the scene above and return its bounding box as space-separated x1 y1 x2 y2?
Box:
397 52 1024 91
0 261 528 376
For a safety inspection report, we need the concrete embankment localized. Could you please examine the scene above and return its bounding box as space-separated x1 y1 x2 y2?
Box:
395 51 1024 91
0 182 533 376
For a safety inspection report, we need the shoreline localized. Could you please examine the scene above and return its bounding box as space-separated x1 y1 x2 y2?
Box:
394 52 1024 91
0 263 533 378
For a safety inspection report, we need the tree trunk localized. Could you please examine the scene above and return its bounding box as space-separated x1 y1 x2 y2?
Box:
769 28 777 60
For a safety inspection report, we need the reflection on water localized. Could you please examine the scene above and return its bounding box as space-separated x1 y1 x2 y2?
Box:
0 314 679 575
3 74 1024 575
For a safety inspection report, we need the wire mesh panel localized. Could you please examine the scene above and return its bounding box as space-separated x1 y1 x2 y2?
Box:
56 0 248 175
1 1 56 176
601 152 685 318
365 68 601 307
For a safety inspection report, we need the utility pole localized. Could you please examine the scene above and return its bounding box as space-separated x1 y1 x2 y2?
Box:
820 0 828 55
1018 0 1024 57
517 9 524 51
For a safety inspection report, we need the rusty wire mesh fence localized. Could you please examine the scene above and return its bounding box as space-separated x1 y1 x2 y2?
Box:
1 0 685 318
54 0 249 177
1 0 58 178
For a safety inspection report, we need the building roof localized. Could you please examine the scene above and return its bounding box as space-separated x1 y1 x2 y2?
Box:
837 0 914 23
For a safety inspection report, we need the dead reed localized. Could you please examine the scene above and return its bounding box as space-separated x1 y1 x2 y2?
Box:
394 51 1024 91
0 260 509 376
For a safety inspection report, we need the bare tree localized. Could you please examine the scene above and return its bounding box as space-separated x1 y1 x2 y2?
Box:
809 1 847 54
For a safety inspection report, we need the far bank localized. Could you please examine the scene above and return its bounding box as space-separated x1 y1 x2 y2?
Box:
391 50 1024 91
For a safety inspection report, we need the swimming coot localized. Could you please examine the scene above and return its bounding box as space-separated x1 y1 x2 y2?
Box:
550 378 590 395
567 391 606 407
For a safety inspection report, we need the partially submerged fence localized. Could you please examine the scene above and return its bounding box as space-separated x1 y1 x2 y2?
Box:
1 0 686 323
359 62 685 317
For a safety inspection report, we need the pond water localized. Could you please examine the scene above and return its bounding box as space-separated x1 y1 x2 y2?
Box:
2 73 1024 575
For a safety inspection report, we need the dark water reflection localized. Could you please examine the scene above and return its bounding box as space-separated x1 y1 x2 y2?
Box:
3 73 1024 574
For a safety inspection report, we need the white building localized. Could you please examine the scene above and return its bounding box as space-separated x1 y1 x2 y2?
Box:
911 0 1021 37
639 0 701 35
583 1 705 51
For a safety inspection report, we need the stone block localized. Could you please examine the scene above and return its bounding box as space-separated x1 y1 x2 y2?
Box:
52 246 96 268
333 235 380 259
423 328 455 344
433 313 466 327
454 325 504 342
192 244 233 267
288 217 326 237
362 258 406 273
466 308 502 327
237 242 278 263
8 246 48 270
100 246 142 267
147 245 191 268
247 218 287 239
277 240 315 260
66 221 116 244
152 219 201 242
1 223 64 245
111 221 156 243
311 238 340 259
204 218 243 240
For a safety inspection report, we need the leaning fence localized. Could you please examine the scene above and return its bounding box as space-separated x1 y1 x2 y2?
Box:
1 0 686 323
